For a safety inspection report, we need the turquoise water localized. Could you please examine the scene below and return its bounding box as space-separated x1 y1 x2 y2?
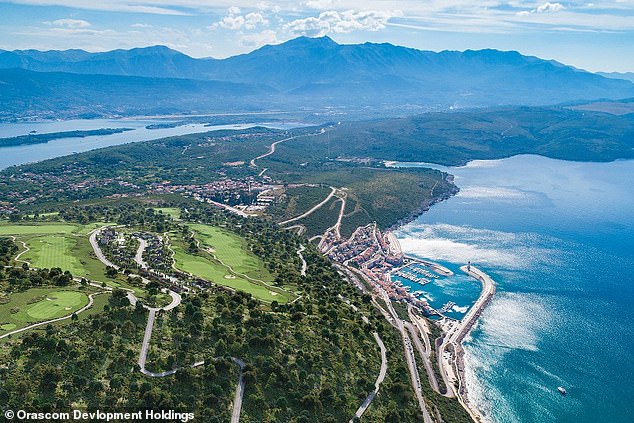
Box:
391 262 481 320
394 155 634 423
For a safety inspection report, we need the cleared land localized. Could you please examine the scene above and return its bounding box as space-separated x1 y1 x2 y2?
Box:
0 287 89 333
155 207 181 220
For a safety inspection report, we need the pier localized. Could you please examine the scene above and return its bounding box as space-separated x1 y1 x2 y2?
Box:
438 264 496 423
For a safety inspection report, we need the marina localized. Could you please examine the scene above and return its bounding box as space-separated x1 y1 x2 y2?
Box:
390 259 481 320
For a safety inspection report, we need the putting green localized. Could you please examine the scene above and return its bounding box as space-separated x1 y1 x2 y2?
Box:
0 288 89 333
25 291 86 320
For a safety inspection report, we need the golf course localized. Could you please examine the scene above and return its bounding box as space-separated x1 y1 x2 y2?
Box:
171 224 294 303
0 222 115 283
0 287 89 333
189 223 274 283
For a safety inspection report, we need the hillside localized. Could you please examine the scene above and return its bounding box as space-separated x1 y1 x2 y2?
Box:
269 107 634 166
1 37 633 120
0 68 275 120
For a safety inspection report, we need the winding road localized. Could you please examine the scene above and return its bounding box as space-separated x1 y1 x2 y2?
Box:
351 332 387 421
249 130 323 168
278 186 337 225
88 229 119 270
0 291 103 340
134 238 149 269
296 244 307 277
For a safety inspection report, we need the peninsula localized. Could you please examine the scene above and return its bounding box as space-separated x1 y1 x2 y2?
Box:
0 128 133 147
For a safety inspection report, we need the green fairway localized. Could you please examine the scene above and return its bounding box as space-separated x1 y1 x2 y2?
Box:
0 288 89 333
0 223 77 236
1 222 120 283
171 237 290 303
21 234 84 275
25 291 86 319
189 223 273 282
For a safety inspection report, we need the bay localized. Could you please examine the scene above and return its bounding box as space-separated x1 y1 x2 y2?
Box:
393 155 634 423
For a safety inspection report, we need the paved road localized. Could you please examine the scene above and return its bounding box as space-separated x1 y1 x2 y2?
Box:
351 332 387 421
231 357 246 423
138 308 158 371
279 186 337 225
405 321 440 393
296 245 307 276
0 291 102 339
379 291 433 423
407 305 445 395
89 229 119 270
134 238 148 269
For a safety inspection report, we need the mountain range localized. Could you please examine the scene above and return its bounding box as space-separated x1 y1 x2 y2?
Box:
1 36 633 120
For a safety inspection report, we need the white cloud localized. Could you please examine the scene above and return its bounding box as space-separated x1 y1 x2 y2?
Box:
216 7 269 30
49 18 91 28
285 9 402 36
217 14 245 30
517 2 566 15
240 29 278 47
245 12 269 28
536 2 565 13
305 0 335 9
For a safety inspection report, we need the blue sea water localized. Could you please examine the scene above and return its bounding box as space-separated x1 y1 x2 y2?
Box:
393 155 634 423
391 262 481 320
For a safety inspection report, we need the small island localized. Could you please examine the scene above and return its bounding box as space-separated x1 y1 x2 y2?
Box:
0 128 134 147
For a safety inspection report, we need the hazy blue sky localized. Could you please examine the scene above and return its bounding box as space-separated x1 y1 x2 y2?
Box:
0 1 632 72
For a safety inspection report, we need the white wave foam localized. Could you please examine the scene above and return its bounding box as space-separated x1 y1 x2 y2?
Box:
398 236 523 269
458 186 528 200
463 292 551 423
395 223 559 270
452 305 468 313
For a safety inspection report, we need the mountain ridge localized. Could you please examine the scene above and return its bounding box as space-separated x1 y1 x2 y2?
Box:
1 36 633 119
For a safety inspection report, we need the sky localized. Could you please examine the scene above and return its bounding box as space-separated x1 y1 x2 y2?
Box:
0 1 632 72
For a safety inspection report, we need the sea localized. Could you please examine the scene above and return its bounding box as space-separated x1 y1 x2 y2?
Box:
391 155 634 423
0 118 305 169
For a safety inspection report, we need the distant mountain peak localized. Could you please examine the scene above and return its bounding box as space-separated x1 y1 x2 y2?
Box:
280 35 338 48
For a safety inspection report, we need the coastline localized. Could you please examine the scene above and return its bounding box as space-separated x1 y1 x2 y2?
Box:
387 173 459 232
391 226 496 422
451 265 496 422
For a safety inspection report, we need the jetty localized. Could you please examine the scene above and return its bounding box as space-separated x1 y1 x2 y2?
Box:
404 256 454 276
437 264 496 422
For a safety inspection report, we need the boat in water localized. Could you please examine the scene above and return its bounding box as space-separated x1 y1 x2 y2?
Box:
557 386 567 395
